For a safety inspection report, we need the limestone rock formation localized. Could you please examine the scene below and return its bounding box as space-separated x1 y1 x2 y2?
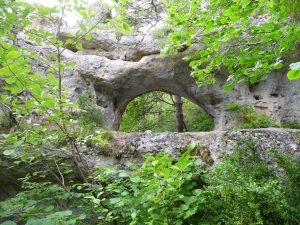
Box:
96 128 300 168
19 27 300 130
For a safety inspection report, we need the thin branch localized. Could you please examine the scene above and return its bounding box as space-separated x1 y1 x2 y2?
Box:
0 101 12 111
54 158 65 186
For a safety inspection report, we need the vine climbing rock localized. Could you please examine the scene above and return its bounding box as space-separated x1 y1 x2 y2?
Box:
23 28 300 130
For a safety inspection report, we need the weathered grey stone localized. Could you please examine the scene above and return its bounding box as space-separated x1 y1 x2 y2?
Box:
101 128 300 168
57 28 300 130
17 26 300 130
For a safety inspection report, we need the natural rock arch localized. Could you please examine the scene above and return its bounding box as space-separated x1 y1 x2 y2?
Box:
83 54 224 130
78 51 300 131
25 29 300 130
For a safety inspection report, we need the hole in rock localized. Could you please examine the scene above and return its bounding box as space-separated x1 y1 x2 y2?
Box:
119 91 214 132
254 95 263 100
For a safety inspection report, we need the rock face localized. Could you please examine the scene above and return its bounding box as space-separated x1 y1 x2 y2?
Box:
93 128 300 168
1 128 299 200
61 30 300 130
20 28 300 130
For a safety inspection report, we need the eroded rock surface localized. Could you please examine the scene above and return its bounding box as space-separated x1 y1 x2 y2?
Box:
18 27 300 130
60 29 300 130
92 128 300 168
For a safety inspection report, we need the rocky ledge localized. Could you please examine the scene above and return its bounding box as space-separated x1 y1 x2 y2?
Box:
94 128 300 167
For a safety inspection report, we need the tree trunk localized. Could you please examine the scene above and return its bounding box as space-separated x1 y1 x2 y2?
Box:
174 95 184 132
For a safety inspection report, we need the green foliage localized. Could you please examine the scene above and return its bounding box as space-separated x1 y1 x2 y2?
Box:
151 24 177 48
226 102 278 129
0 177 90 225
0 111 13 131
1 1 299 225
203 138 287 224
287 62 300 80
120 92 173 132
98 144 203 224
0 0 106 183
183 100 214 131
160 0 300 88
75 93 104 132
120 91 214 132
1 138 300 224
281 120 300 129
109 0 300 89
272 150 300 220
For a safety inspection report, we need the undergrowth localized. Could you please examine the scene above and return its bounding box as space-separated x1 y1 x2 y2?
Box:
0 111 14 132
226 102 278 129
74 93 104 134
0 138 299 225
281 120 300 129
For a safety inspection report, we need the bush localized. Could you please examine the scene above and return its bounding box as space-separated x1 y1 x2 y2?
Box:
75 93 104 132
281 120 300 129
272 150 300 220
201 138 290 225
226 102 278 129
91 139 300 224
1 138 299 225
185 112 214 131
0 111 14 132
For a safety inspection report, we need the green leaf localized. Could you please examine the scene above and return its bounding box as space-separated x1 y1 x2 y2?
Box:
4 85 22 94
52 210 72 217
122 22 130 31
289 62 300 70
81 11 88 19
223 83 234 92
35 37 42 45
78 213 86 220
76 42 83 50
5 77 16 84
119 172 129 178
273 61 283 70
287 70 300 80
66 62 76 67
80 24 87 32
7 51 22 59
7 33 15 40
109 197 121 204
85 34 93 41
65 38 74 45
3 149 15 156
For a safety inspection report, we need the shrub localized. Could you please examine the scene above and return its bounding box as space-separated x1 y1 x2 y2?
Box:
185 113 214 131
0 111 14 132
1 138 299 225
99 145 204 224
281 120 300 129
200 138 290 225
272 150 300 221
0 178 90 225
75 93 104 132
226 102 278 129
93 138 299 224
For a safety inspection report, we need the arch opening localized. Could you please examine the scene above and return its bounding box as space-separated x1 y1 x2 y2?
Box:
119 91 214 132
